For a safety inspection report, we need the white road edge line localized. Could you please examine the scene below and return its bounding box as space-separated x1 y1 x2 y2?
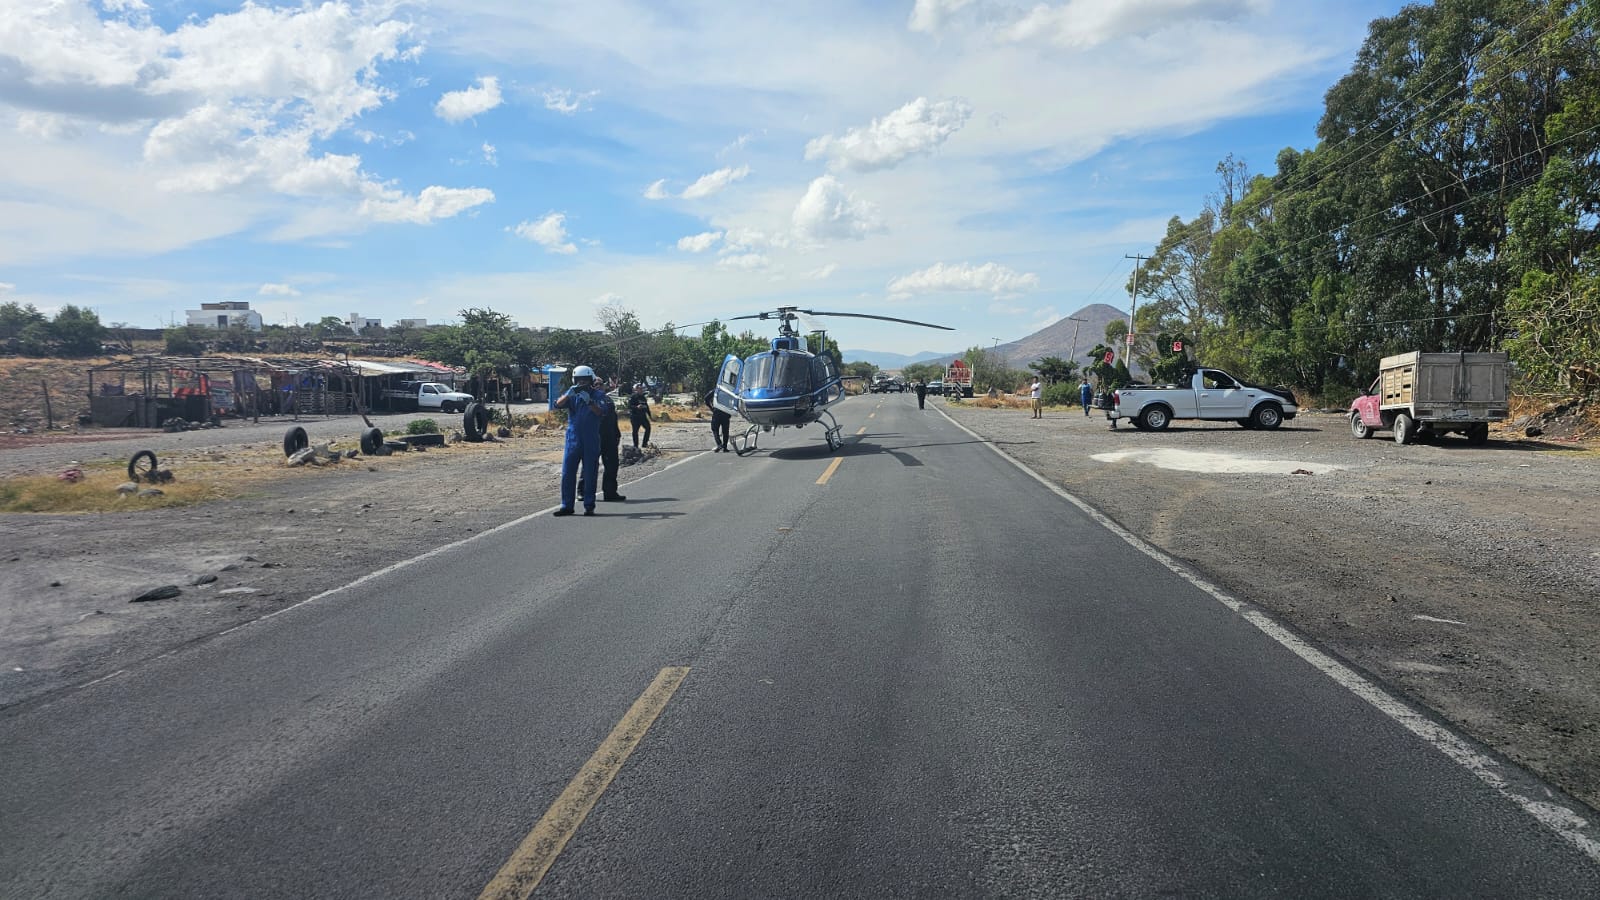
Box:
936 408 1600 864
58 451 713 692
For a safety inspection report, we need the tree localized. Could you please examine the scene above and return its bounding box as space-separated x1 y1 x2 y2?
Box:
164 325 207 356
312 316 352 340
840 361 878 380
1 302 50 355
902 361 943 383
45 305 107 356
1030 355 1077 384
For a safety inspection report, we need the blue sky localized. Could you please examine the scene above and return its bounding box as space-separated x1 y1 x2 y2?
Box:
0 0 1404 355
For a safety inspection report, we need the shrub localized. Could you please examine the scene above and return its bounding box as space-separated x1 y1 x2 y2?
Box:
406 418 440 435
1042 383 1079 406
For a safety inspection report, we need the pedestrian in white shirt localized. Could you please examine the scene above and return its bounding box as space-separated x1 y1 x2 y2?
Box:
1030 379 1042 418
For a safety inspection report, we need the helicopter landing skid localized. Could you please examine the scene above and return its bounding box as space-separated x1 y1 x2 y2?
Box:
733 424 761 456
820 410 843 452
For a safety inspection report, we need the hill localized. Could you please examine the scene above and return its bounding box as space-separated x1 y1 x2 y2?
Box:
839 348 952 369
845 303 1131 372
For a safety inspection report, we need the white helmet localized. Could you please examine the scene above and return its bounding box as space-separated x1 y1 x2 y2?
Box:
573 365 595 378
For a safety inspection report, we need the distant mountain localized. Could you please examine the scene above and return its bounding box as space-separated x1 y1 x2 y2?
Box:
844 303 1132 373
840 348 953 369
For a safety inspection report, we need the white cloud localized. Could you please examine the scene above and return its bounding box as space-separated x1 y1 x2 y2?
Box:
591 291 624 305
791 175 882 243
511 212 578 254
908 0 977 34
717 253 769 270
888 262 1040 298
482 142 497 166
258 283 300 296
681 165 751 199
805 263 839 280
543 88 597 114
435 76 503 123
806 98 972 172
360 185 495 225
1002 0 1268 49
677 231 723 252
0 282 15 294
643 179 670 200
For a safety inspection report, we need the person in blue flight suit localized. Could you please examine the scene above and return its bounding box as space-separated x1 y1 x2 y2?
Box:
1080 377 1094 416
554 364 605 517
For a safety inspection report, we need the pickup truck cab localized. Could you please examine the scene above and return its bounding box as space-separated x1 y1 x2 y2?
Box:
1110 368 1297 431
383 381 475 413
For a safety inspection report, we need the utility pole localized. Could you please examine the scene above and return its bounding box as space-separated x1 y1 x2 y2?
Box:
1123 254 1149 365
1066 316 1086 374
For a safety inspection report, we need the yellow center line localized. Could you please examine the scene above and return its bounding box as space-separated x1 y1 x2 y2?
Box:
855 427 866 435
816 457 844 485
479 666 690 900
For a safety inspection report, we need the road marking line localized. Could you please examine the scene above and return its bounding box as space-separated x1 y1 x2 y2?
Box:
479 666 690 900
937 408 1600 865
855 427 866 435
816 457 844 484
868 412 876 419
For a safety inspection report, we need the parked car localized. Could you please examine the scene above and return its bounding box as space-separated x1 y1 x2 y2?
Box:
381 381 475 413
1349 351 1509 445
926 379 944 396
1109 368 1298 430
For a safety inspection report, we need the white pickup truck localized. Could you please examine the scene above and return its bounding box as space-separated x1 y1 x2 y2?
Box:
1109 368 1299 431
382 381 475 413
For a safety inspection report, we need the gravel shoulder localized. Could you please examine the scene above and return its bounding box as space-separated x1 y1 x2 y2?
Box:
945 401 1600 811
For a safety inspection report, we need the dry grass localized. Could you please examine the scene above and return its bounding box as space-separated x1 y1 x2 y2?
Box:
0 464 232 513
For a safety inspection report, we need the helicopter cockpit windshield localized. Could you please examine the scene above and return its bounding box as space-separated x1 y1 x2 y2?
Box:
746 353 813 392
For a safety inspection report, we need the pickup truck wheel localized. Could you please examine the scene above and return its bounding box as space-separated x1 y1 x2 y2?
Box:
1251 404 1284 430
1138 406 1171 431
1465 422 1489 444
1393 413 1414 445
1350 413 1373 439
1236 417 1255 429
282 426 309 457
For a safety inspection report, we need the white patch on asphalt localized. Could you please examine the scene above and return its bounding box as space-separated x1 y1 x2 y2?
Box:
1412 614 1468 626
1092 448 1341 475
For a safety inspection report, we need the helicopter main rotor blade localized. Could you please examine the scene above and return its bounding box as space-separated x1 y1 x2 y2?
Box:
726 312 771 322
795 310 954 330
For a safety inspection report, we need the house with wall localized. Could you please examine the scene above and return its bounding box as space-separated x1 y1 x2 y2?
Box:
185 301 264 332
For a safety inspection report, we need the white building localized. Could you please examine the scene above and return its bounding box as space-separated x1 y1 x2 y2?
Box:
397 318 428 328
347 312 382 332
186 301 263 332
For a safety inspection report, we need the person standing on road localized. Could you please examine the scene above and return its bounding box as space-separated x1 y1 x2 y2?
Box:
627 382 652 449
597 386 627 502
1080 377 1093 416
704 388 732 451
1030 378 1043 418
554 365 604 517
915 380 927 410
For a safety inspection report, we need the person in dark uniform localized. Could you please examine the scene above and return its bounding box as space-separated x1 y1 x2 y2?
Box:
704 388 732 451
915 380 927 410
627 382 652 448
597 386 626 502
554 365 604 516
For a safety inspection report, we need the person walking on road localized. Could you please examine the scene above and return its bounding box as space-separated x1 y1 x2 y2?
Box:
597 386 626 502
704 388 732 451
1080 378 1094 416
915 380 927 410
1030 378 1043 418
627 382 652 449
554 365 605 517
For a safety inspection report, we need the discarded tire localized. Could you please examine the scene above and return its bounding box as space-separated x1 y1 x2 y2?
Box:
127 450 158 482
463 402 490 442
359 427 384 455
283 426 309 457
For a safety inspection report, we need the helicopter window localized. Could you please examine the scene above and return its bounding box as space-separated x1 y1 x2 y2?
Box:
812 354 837 384
746 354 812 391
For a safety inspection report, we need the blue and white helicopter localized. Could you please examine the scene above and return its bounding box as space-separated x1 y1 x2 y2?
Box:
710 307 952 455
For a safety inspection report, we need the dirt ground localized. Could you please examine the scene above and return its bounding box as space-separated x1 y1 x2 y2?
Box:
2 397 1597 815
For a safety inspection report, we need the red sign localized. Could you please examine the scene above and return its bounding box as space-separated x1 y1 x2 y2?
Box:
1103 351 1114 364
1172 341 1183 352
1125 333 1136 345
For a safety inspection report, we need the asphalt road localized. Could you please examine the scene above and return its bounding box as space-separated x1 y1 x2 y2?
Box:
2 394 1597 898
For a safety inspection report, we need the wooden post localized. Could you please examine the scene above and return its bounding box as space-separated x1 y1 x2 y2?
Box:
41 380 54 430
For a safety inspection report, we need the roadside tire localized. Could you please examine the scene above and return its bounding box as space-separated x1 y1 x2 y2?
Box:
1251 404 1284 430
359 427 384 455
127 450 157 482
283 426 309 457
1393 413 1413 445
463 402 490 442
1350 413 1373 439
1138 405 1171 431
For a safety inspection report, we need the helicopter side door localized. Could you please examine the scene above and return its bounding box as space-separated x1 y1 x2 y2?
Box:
811 353 843 406
712 354 743 416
